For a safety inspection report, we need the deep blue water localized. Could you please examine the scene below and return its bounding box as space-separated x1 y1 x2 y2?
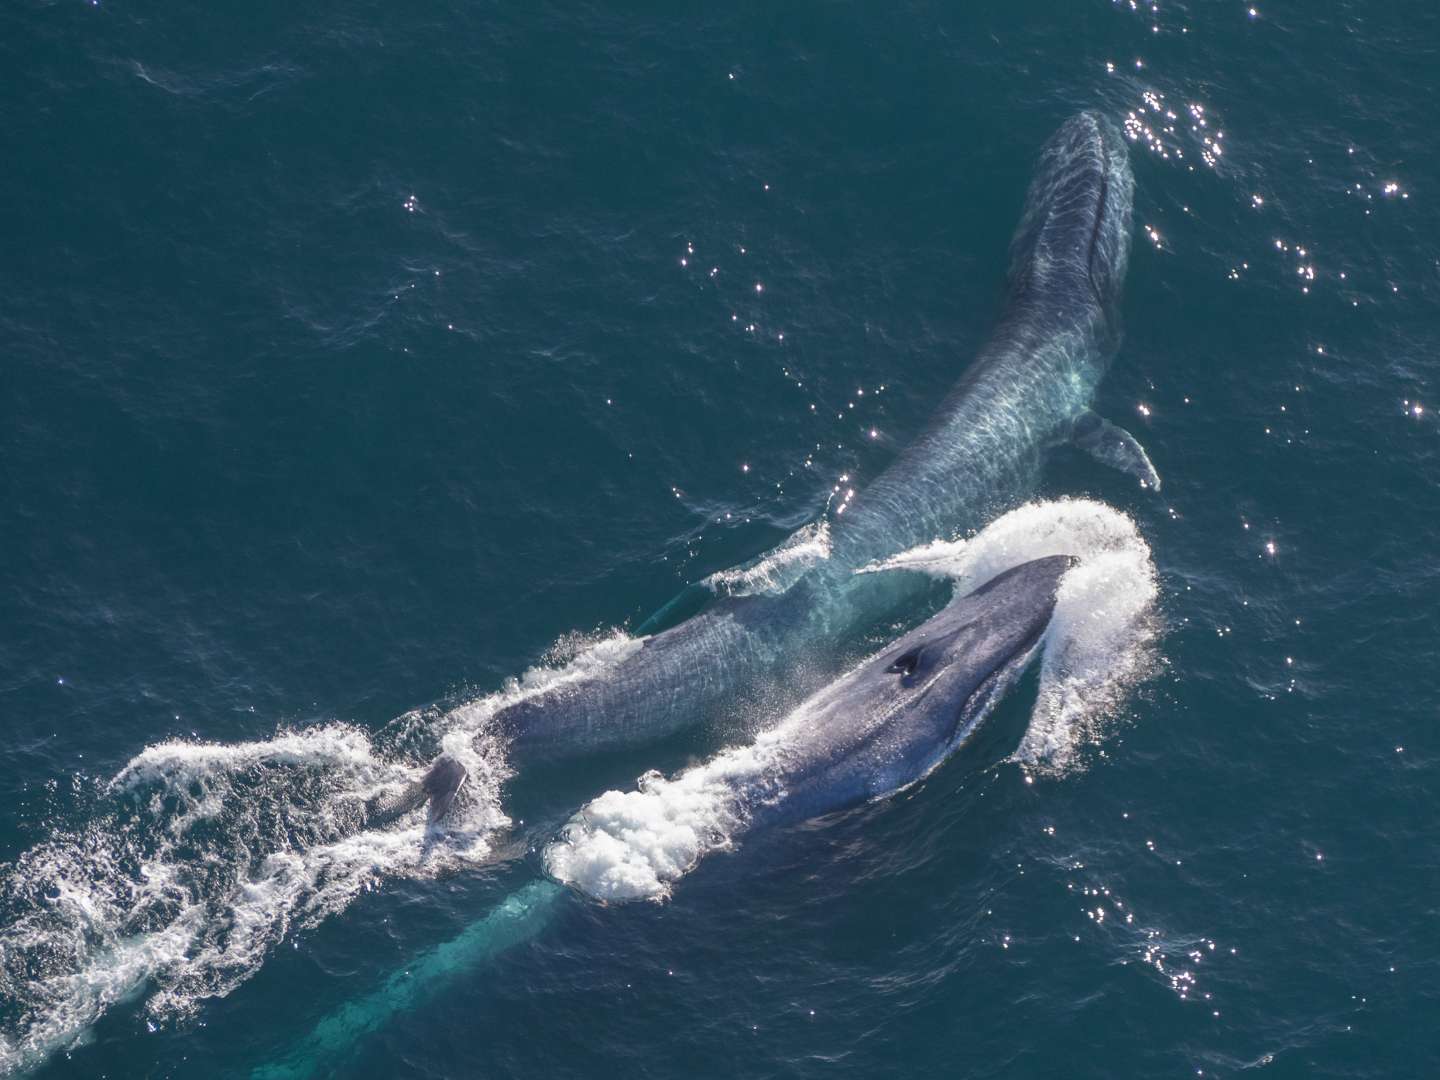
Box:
4 1 1440 1076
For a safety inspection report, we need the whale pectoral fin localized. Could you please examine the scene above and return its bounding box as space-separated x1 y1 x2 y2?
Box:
1071 410 1162 491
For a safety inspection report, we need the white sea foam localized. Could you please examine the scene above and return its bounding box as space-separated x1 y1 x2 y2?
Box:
544 752 766 903
701 521 830 597
0 629 642 1075
547 499 1159 903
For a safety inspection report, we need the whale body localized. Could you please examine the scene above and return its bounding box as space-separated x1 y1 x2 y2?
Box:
545 555 1075 901
751 554 1074 826
500 113 1154 761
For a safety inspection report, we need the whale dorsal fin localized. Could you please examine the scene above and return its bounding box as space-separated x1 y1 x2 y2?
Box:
1071 409 1162 491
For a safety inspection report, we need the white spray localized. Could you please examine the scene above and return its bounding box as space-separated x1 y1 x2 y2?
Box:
0 631 644 1076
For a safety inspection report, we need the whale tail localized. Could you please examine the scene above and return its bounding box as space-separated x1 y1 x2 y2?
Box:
363 755 468 829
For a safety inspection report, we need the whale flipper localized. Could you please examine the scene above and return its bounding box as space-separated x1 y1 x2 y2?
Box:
363 755 468 829
1071 409 1161 491
419 755 468 821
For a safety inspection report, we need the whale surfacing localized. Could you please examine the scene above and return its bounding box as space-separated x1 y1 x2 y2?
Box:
758 554 1074 825
493 113 1154 765
544 556 1075 902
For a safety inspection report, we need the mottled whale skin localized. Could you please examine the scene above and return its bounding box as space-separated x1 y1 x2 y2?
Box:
501 113 1149 761
544 556 1076 901
748 555 1074 826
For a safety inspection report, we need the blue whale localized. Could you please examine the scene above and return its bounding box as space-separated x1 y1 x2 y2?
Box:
497 113 1155 763
262 556 1083 1072
544 555 1077 900
751 554 1074 826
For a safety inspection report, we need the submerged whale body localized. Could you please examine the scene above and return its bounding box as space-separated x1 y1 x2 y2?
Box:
545 555 1075 901
500 112 1154 761
264 558 1087 1069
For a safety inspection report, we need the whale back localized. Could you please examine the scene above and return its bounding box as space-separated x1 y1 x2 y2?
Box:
498 116 1137 769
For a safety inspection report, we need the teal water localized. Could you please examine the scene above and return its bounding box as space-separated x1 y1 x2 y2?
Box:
4 1 1440 1076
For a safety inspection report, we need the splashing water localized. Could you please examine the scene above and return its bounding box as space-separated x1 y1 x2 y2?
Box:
701 521 831 598
0 630 642 1076
861 497 1161 772
544 759 759 903
546 499 1159 903
0 503 1154 1065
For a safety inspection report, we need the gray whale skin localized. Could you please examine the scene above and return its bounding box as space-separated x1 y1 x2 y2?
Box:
500 112 1153 763
750 554 1074 827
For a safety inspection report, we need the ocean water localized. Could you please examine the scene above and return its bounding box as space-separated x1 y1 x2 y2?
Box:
4 0 1440 1076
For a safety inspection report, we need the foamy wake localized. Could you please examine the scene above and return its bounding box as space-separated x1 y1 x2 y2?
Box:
701 521 830 598
0 630 640 1076
547 499 1158 904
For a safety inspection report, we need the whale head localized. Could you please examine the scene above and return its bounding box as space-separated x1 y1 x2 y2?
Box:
1004 113 1135 334
544 555 1083 900
767 555 1075 821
